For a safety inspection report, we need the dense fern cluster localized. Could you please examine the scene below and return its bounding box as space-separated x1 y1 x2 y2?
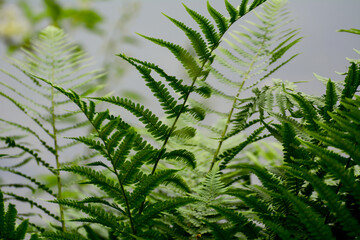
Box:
0 0 359 239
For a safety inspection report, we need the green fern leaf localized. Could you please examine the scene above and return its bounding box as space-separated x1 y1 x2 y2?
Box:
207 1 229 35
164 14 209 61
340 63 360 102
285 166 360 236
301 140 360 203
131 64 183 118
135 198 196 226
120 150 155 185
117 54 190 96
239 0 249 16
42 231 88 240
323 79 338 121
52 199 122 231
93 110 110 131
306 127 360 163
94 96 170 141
288 93 319 131
211 205 261 239
14 220 28 240
71 137 108 159
219 126 266 169
138 34 202 78
163 149 196 169
225 0 238 23
3 137 55 173
183 4 220 48
4 192 61 221
61 166 126 204
112 131 135 169
329 112 360 143
79 197 124 215
99 116 120 140
106 130 126 155
249 0 267 11
277 186 335 240
203 220 232 240
129 170 178 209
0 167 55 197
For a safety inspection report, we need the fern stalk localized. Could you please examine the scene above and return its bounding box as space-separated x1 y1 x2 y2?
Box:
209 28 269 171
86 114 137 234
50 66 66 232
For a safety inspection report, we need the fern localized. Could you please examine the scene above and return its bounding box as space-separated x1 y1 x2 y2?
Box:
0 190 36 240
0 26 103 231
193 0 302 171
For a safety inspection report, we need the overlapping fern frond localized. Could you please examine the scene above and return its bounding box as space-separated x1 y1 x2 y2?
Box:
0 26 103 231
230 50 360 238
171 0 301 173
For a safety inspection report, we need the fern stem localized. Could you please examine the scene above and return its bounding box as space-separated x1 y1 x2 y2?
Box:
114 168 137 234
50 85 66 231
151 32 232 175
88 119 137 234
209 31 269 171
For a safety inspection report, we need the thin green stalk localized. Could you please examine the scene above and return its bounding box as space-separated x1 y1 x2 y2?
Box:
88 118 137 235
50 86 66 231
150 26 234 176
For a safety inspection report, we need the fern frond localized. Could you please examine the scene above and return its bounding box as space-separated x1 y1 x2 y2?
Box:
135 198 196 226
211 205 261 239
162 149 196 169
218 126 266 169
164 14 209 61
288 92 320 131
277 186 335 240
328 112 360 143
129 170 178 209
183 4 219 48
306 128 360 163
2 137 55 173
94 97 170 141
120 150 155 185
79 197 124 214
225 0 238 23
41 231 87 240
4 192 60 222
0 167 55 197
323 79 338 121
285 166 360 236
207 2 229 35
112 131 135 169
117 54 190 96
61 166 126 205
138 34 202 78
52 199 122 230
340 62 360 102
301 140 360 203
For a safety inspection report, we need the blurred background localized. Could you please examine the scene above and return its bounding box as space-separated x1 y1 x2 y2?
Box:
0 0 359 98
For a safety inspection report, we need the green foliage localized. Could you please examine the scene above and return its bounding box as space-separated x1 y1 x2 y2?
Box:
0 190 38 240
1 1 359 240
0 25 103 231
